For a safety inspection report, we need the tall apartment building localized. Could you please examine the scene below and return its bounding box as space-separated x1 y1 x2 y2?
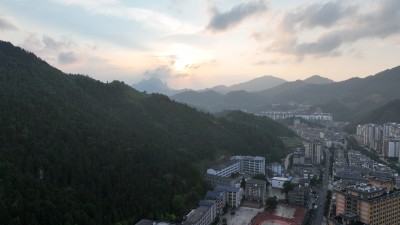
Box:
332 183 400 225
303 141 322 165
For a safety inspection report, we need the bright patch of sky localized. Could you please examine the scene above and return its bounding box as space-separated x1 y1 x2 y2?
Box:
1 0 399 89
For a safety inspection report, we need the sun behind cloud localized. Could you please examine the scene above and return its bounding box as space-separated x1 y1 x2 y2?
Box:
159 44 214 74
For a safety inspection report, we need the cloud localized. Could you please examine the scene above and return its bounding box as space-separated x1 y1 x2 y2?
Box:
0 16 17 30
261 0 400 58
58 51 78 64
144 65 173 79
207 0 267 32
47 0 199 35
282 1 352 31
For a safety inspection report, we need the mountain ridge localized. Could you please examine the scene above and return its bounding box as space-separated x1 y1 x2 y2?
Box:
0 40 295 225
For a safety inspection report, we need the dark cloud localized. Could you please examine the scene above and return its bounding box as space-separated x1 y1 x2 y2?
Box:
207 0 267 32
0 16 17 30
58 51 78 64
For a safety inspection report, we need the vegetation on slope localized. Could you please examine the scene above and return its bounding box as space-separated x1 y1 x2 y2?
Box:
0 41 293 225
346 99 400 132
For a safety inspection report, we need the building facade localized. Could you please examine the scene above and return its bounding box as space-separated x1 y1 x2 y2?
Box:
230 155 266 175
303 140 322 165
245 179 267 205
334 183 400 225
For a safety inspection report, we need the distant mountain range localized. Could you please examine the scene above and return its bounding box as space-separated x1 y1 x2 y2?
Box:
171 66 400 121
133 74 332 96
303 75 334 84
207 75 287 94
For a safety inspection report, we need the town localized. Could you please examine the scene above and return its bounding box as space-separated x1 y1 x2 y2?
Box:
134 117 400 225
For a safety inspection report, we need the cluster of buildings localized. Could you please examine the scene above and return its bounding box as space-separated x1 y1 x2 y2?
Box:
329 149 400 225
258 112 333 125
180 156 268 225
291 140 323 179
356 123 400 159
333 150 399 188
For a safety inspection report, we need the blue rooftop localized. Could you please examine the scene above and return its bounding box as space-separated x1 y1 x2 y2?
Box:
206 191 223 199
215 185 240 193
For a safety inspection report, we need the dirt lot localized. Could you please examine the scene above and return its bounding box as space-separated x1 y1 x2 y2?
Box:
223 207 264 225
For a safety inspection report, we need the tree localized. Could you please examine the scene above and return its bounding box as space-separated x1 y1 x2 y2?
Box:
171 195 185 216
265 197 277 211
282 181 294 196
240 178 246 189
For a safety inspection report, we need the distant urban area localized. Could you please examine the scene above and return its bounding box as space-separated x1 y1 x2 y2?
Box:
135 107 400 225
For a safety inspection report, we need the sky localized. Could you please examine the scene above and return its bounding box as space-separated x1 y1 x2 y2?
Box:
1 0 400 89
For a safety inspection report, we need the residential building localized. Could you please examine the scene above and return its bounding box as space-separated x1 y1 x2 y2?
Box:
207 160 240 177
206 155 266 178
244 179 267 204
268 162 282 176
204 174 236 188
135 220 175 225
230 155 266 175
303 140 322 165
271 177 291 189
183 204 216 225
205 191 225 215
215 185 242 208
333 183 400 225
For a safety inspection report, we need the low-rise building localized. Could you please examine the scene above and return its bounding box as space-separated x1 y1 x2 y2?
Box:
245 179 267 204
205 191 225 215
204 174 236 188
271 177 291 189
183 204 216 225
215 185 242 208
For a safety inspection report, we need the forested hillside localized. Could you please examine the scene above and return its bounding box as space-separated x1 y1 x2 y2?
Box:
346 99 400 132
0 41 294 225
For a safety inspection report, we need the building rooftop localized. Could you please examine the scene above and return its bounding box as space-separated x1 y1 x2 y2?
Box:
135 219 175 225
199 200 215 207
206 191 223 200
184 206 210 225
215 185 240 193
347 183 385 194
209 160 239 171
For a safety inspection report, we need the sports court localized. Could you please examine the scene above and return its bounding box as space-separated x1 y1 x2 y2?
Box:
224 206 264 225
251 204 306 225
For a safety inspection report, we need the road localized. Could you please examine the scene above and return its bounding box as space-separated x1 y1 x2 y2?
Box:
312 149 331 225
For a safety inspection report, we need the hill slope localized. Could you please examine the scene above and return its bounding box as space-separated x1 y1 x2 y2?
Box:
303 75 334 84
211 75 286 94
0 41 294 225
347 99 400 132
174 67 400 121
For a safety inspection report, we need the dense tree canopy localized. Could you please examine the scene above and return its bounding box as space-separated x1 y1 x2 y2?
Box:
0 41 294 225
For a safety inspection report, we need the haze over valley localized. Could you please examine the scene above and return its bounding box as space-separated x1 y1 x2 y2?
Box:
1 1 400 225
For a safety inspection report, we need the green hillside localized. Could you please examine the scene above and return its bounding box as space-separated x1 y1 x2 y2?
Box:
0 41 294 225
347 99 400 132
